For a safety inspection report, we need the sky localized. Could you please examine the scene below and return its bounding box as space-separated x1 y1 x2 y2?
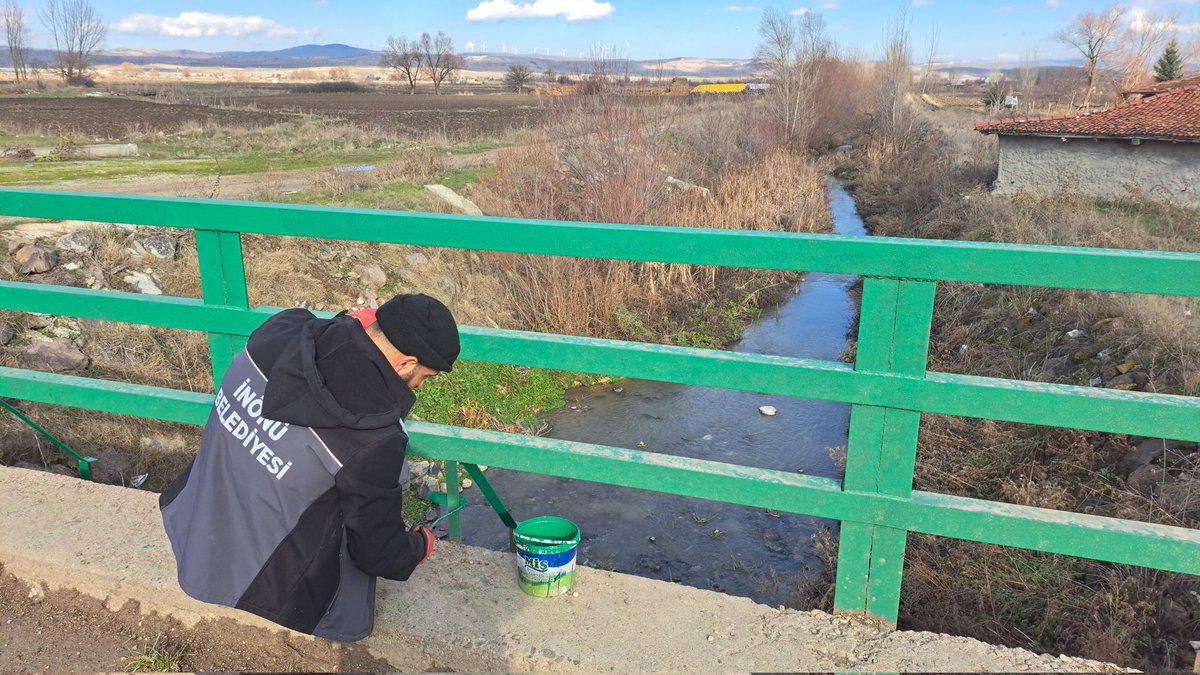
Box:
18 0 1200 64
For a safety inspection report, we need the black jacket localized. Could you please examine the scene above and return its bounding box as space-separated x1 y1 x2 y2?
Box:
160 309 427 641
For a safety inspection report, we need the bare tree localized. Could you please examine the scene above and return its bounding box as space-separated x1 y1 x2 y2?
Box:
1114 8 1178 91
919 22 939 94
420 31 459 94
1017 46 1040 101
381 36 421 94
1055 3 1125 108
876 8 913 156
41 0 106 81
3 0 29 81
754 8 832 147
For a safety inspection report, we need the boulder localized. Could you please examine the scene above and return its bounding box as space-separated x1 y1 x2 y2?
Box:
1039 356 1071 380
24 314 51 330
141 234 177 260
18 338 88 371
122 271 162 295
410 460 432 479
353 264 387 287
1118 439 1168 476
1126 463 1165 497
38 268 81 287
1106 371 1148 391
15 245 57 274
56 231 96 255
0 324 13 345
406 252 429 267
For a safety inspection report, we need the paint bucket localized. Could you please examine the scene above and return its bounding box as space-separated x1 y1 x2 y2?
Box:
513 516 579 598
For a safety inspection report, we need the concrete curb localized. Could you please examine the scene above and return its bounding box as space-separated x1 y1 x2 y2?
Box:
0 466 1125 672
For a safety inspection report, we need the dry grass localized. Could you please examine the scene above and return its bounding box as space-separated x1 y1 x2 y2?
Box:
472 101 831 341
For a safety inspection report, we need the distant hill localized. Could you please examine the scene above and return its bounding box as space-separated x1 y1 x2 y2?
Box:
0 42 1081 80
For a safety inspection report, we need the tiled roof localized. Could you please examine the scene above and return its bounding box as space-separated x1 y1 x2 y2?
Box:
1123 74 1200 97
975 85 1200 142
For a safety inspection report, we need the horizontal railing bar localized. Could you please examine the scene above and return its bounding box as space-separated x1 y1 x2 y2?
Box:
1 287 1196 442
0 367 213 425
409 423 1199 574
3 367 1194 574
0 281 273 335
2 190 1198 297
461 328 1200 442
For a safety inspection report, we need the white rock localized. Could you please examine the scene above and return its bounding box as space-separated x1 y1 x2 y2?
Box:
62 262 80 271
353 264 387 287
1066 329 1085 339
123 271 162 295
759 406 777 416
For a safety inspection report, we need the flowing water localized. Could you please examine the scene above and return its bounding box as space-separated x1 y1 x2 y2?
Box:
457 179 868 605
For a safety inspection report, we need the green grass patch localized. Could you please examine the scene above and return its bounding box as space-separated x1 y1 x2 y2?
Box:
436 166 495 193
402 489 434 524
0 150 398 185
414 360 603 429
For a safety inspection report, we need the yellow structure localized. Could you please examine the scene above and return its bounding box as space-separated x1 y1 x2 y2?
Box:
690 83 748 94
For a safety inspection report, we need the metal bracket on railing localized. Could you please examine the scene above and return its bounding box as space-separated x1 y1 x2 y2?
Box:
425 462 518 551
0 399 96 481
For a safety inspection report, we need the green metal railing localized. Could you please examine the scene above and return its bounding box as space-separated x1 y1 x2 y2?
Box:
1 189 1197 625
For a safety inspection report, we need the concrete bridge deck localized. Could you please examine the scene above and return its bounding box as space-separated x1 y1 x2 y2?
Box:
0 465 1125 672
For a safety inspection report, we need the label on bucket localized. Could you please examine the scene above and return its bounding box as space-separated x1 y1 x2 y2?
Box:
516 547 576 597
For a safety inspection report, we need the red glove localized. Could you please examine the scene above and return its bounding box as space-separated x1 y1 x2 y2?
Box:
414 525 435 564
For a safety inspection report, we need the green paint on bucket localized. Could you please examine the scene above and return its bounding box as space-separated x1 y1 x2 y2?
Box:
513 516 580 598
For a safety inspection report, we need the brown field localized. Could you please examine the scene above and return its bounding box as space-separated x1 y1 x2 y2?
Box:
0 89 548 141
0 97 294 139
228 92 548 139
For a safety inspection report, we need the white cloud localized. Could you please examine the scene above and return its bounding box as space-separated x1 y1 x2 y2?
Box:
790 7 814 15
1045 0 1062 7
466 0 614 22
112 12 307 38
820 0 840 8
994 52 1020 61
724 5 759 11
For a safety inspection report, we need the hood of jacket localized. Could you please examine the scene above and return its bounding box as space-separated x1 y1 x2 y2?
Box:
259 312 415 430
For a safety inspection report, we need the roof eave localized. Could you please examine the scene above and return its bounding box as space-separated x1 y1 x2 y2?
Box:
989 131 1200 144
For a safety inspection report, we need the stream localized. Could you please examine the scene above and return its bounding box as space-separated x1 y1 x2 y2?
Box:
457 179 868 606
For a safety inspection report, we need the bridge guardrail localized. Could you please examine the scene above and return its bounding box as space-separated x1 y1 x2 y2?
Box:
1 188 1197 623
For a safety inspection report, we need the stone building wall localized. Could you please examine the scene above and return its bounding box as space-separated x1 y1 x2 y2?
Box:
994 135 1200 208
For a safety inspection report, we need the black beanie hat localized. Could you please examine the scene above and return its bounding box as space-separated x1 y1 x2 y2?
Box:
374 294 460 372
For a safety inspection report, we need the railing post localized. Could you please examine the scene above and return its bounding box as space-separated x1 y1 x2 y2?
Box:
195 230 250 389
834 278 936 624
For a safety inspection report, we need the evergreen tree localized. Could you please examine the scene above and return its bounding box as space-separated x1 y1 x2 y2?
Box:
1153 40 1185 82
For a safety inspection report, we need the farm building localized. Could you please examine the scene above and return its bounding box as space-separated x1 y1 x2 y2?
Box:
975 84 1200 207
